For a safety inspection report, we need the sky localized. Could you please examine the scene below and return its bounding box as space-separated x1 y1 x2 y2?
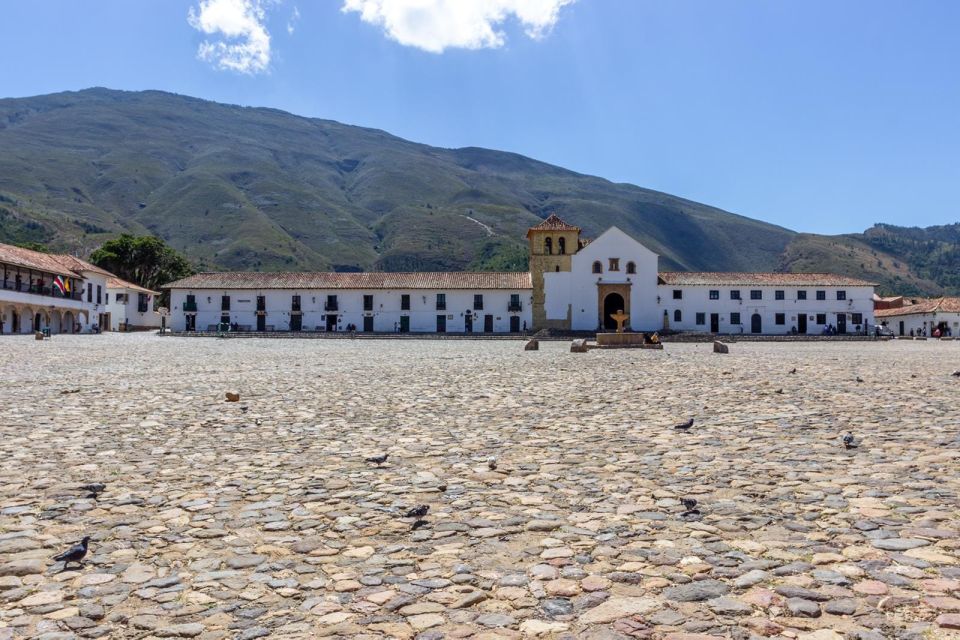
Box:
1 0 958 235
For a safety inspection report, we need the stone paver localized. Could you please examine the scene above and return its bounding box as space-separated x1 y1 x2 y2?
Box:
0 334 958 638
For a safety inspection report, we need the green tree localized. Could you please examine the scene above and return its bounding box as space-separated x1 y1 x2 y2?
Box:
90 235 194 297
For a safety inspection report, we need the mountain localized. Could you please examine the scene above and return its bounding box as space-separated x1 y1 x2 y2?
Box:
0 88 955 295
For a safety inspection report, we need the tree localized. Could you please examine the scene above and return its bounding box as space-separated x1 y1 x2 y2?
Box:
90 235 194 302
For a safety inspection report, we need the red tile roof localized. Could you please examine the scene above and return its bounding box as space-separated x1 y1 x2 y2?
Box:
107 277 159 295
0 242 116 279
526 214 580 237
164 271 533 291
658 272 876 287
874 297 960 318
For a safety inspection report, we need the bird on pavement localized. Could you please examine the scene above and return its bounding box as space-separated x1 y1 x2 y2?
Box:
789 368 797 374
952 371 960 377
411 519 430 531
843 432 858 449
405 505 429 518
673 418 694 431
81 483 105 500
436 482 447 493
680 497 697 511
487 456 498 471
856 376 864 383
365 454 388 465
53 536 91 569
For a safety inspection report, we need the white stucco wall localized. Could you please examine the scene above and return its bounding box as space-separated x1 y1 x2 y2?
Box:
878 312 960 337
0 269 107 334
106 287 161 331
656 285 877 334
167 288 532 333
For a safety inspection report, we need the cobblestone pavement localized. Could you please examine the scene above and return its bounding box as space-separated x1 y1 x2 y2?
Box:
1 335 959 640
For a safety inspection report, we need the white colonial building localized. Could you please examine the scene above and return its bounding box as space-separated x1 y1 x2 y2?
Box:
163 215 877 335
105 277 161 331
874 296 960 337
0 242 115 334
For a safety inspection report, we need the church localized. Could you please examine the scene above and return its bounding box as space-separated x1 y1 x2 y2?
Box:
164 215 876 335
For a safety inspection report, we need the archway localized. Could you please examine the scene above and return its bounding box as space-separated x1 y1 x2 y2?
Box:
49 312 61 334
63 311 75 334
751 313 762 334
603 293 625 331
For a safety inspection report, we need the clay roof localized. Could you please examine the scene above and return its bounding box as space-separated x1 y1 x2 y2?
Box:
164 271 533 291
0 242 117 279
874 297 960 318
526 214 580 237
107 277 158 295
657 272 876 287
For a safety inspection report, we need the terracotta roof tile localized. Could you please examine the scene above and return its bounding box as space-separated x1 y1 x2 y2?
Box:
657 272 876 287
0 243 80 278
874 297 960 318
164 271 533 291
107 277 159 295
526 214 580 237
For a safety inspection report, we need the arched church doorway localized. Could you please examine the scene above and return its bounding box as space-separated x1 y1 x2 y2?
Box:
603 293 625 331
751 313 762 334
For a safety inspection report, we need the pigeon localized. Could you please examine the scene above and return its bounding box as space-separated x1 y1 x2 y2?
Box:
952 371 960 377
53 536 91 569
680 497 697 511
856 377 864 383
775 388 784 394
436 482 448 493
788 368 797 374
254 418 262 426
843 432 858 449
240 406 249 413
487 456 498 471
406 505 429 518
81 483 106 500
673 418 694 431
411 519 430 531
365 454 388 465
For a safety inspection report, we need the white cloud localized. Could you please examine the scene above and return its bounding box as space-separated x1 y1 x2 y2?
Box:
341 0 575 53
188 0 272 74
287 6 300 34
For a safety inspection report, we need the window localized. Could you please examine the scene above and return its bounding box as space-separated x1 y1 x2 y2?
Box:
816 290 826 300
592 261 602 274
696 312 705 325
401 294 410 310
544 237 553 255
558 237 566 255
750 290 762 300
292 294 302 311
105 293 109 304
816 313 827 325
509 294 522 311
775 313 785 325
97 285 102 305
609 258 620 271
837 290 846 300
674 309 682 322
731 312 741 325
326 294 338 311
87 283 92 302
137 293 149 313
730 290 741 300
363 295 373 311
555 266 560 272
221 295 230 311
436 293 446 310
673 289 682 300
775 290 785 300
852 312 863 325
256 295 265 311
709 290 719 300
626 261 636 274
797 290 807 300
473 294 484 310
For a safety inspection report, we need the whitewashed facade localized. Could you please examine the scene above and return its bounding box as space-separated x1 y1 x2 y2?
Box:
875 297 960 337
105 278 161 331
164 216 877 336
0 243 114 335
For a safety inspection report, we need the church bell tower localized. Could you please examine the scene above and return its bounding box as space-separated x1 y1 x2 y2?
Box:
527 214 581 331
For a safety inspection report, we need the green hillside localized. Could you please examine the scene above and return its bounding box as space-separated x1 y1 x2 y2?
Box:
0 88 956 295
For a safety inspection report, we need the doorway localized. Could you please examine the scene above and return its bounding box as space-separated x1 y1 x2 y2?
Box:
602 293 625 331
185 314 196 331
363 316 374 332
290 315 302 331
400 315 410 333
11 310 19 333
510 316 520 332
464 314 473 333
326 314 337 331
899 320 904 336
484 315 493 332
257 315 266 332
837 314 847 334
798 314 807 334
436 315 446 333
751 313 762 334
710 313 719 333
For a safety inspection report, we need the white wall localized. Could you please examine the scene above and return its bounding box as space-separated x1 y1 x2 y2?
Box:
0 270 106 334
106 287 161 331
167 288 532 333
544 227 661 331
656 285 876 334
878 312 960 337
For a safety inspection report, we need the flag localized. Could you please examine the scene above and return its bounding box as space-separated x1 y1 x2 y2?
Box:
53 276 66 295
64 278 71 292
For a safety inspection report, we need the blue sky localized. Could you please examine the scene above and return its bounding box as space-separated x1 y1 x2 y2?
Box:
2 0 958 234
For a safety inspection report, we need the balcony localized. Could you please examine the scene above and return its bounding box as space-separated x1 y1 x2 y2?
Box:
324 302 338 311
2 281 84 301
183 300 198 312
508 302 523 312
